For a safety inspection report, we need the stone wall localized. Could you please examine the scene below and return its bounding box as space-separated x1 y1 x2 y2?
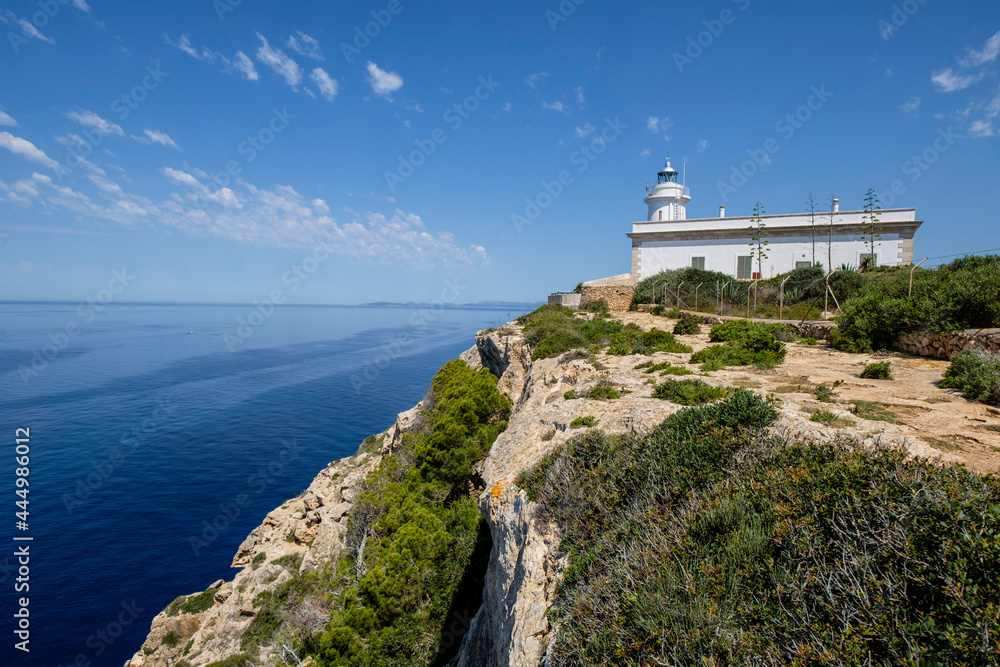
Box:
547 293 582 308
895 328 1000 359
674 311 838 340
580 285 635 312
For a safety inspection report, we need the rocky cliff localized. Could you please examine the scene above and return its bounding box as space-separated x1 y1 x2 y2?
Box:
126 314 1000 667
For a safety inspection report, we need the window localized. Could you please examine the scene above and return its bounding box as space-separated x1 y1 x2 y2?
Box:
737 256 753 280
691 257 705 270
860 253 878 268
795 261 812 270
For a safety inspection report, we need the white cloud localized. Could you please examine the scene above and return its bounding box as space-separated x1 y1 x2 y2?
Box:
167 34 259 82
72 0 91 11
0 132 60 170
503 101 511 113
233 51 258 81
575 123 595 138
524 72 550 91
0 108 17 127
19 19 54 45
647 116 673 134
884 68 894 78
88 173 123 195
256 33 303 89
575 87 586 106
66 109 124 136
970 119 994 138
640 148 651 157
959 30 1000 67
697 138 709 153
932 68 984 92
366 61 403 99
287 31 323 60
310 68 339 102
312 198 330 215
541 101 567 114
900 97 922 114
142 129 181 150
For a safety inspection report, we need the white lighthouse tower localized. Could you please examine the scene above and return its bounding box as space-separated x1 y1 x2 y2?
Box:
644 158 691 222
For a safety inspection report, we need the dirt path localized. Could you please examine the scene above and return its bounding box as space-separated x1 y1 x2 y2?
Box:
611 312 1000 473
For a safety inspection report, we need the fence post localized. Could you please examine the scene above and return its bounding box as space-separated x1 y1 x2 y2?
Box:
824 268 839 318
779 276 790 320
909 258 928 297
695 283 703 312
677 282 685 309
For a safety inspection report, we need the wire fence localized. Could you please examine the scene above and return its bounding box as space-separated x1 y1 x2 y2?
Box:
636 276 844 322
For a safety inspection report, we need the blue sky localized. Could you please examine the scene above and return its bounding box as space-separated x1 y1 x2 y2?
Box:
0 0 998 304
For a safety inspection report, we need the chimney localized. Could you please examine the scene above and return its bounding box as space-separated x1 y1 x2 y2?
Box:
719 205 726 218
833 198 840 213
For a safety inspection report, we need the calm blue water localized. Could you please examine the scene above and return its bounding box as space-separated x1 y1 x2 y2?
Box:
0 303 520 666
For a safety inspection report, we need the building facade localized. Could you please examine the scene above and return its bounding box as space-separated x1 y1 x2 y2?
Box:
628 160 923 280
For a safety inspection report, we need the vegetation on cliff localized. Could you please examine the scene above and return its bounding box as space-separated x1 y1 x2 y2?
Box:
520 391 1000 666
518 304 691 360
304 360 510 666
233 361 510 666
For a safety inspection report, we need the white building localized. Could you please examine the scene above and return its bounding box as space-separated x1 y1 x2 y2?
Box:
628 160 922 280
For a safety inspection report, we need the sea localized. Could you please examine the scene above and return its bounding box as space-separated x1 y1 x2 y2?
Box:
0 302 525 667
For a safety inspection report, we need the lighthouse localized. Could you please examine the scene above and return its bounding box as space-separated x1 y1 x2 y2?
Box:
644 158 691 222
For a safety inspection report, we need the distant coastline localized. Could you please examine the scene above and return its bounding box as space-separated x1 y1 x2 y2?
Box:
358 301 543 310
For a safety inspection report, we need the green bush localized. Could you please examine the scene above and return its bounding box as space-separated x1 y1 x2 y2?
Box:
607 324 692 356
651 305 665 316
941 350 1000 404
309 360 510 666
582 298 609 313
652 379 733 405
161 631 179 647
519 304 623 359
691 321 787 371
570 416 599 429
632 267 735 309
666 307 683 319
251 551 266 569
673 317 702 336
519 392 1000 666
640 361 694 377
860 361 894 380
205 655 254 667
833 255 1000 352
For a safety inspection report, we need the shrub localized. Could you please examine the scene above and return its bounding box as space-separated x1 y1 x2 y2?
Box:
583 298 609 313
691 321 787 371
570 416 599 429
860 361 894 380
520 392 1000 666
632 267 735 309
607 324 692 356
941 350 1000 404
652 379 733 405
519 304 624 359
585 384 620 400
673 317 702 336
642 361 694 377
666 307 683 319
833 255 1000 351
810 410 849 427
251 551 266 570
563 390 578 400
205 655 254 667
815 384 835 402
161 632 179 647
651 305 665 316
311 360 509 666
